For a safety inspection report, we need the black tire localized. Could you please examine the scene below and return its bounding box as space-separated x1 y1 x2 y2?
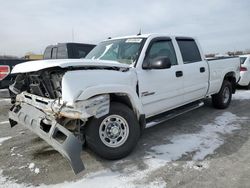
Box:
85 102 140 160
212 80 232 109
247 82 250 90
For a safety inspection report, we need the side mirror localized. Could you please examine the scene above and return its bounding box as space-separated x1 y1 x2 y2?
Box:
143 56 172 69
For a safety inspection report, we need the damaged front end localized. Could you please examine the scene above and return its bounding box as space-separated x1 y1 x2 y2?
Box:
8 68 109 174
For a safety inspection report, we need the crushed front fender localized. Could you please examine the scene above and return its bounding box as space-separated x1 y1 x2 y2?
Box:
9 103 85 174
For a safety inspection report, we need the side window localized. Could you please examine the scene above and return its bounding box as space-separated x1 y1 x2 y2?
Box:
176 39 202 63
78 50 87 58
74 45 96 58
240 57 247 64
43 47 52 59
57 46 68 59
147 40 177 65
74 46 88 58
52 47 58 59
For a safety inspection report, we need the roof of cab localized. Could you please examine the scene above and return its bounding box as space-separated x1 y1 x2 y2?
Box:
103 33 195 42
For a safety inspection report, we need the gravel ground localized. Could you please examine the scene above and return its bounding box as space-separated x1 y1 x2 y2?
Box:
0 89 250 188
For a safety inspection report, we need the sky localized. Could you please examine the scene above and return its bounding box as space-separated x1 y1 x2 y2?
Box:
0 0 250 57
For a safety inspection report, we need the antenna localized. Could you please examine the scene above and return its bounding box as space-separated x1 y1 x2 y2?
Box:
72 28 75 42
137 28 142 36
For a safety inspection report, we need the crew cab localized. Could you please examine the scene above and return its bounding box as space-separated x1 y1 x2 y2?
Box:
8 34 240 174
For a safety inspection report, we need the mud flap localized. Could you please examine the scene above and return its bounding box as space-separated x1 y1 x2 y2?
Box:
9 103 85 174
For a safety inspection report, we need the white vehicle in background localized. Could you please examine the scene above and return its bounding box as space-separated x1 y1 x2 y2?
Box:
238 55 250 89
8 34 240 174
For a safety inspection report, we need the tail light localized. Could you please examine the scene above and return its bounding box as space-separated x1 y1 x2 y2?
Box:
240 66 247 72
0 65 10 81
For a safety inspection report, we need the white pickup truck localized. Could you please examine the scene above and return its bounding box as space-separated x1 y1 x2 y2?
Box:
9 34 240 174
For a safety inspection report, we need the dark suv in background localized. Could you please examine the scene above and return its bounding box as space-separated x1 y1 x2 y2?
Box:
43 43 96 59
0 43 96 89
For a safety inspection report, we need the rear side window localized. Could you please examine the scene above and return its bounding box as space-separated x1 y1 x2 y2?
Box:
240 57 247 64
74 45 94 58
77 49 87 58
43 47 52 59
57 46 68 59
177 39 202 63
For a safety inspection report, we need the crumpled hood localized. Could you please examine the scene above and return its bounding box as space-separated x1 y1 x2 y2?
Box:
11 59 130 74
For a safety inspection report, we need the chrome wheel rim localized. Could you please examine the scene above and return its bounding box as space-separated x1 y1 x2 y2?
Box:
99 115 129 148
223 87 230 104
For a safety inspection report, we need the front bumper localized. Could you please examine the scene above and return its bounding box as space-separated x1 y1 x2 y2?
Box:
9 92 109 174
15 92 109 119
9 103 84 174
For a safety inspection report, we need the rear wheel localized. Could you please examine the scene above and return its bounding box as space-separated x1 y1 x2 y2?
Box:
86 102 140 160
212 80 232 109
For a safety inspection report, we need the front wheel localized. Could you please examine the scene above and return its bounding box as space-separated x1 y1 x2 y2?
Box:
85 102 140 160
212 80 232 109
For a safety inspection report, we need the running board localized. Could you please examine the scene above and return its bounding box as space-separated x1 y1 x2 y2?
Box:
145 101 204 128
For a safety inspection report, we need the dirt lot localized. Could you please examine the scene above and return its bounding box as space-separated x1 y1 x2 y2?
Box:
0 89 250 188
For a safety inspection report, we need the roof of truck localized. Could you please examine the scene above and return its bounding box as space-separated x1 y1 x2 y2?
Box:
105 33 195 41
109 33 152 39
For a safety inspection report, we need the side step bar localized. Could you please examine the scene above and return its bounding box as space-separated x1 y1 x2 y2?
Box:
145 100 204 128
9 103 85 174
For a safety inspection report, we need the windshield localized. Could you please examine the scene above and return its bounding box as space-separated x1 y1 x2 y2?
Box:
85 38 145 65
240 57 247 64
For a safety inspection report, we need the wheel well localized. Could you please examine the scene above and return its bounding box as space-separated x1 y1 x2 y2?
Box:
110 94 133 110
224 72 236 93
110 93 146 130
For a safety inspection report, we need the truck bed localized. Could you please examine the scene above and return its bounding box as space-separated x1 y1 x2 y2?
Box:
207 57 240 95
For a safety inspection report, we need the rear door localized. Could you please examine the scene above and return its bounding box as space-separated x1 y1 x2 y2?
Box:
137 38 185 117
176 38 209 103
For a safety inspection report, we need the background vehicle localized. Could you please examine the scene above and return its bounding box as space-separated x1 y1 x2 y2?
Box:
0 59 28 89
238 55 250 89
0 43 95 89
43 43 96 59
9 34 240 174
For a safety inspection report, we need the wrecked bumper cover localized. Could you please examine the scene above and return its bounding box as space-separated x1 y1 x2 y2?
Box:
15 92 110 119
9 103 85 174
9 92 110 174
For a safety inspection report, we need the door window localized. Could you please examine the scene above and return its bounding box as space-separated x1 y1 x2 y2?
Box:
147 40 177 65
43 47 52 59
177 39 202 63
57 46 68 59
240 57 247 64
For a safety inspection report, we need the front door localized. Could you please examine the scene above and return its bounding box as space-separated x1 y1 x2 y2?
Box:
137 39 185 118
